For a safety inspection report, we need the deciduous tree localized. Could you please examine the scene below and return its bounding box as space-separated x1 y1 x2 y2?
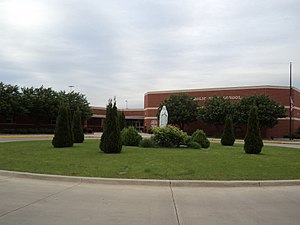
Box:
158 94 199 130
235 95 286 128
199 96 234 126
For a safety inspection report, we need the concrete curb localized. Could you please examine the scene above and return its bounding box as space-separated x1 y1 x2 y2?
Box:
209 138 300 146
1 170 299 187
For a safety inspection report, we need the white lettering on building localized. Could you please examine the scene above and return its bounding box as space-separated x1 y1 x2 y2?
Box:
194 96 241 101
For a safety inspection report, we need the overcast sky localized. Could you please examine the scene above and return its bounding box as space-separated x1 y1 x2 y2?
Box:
0 0 299 108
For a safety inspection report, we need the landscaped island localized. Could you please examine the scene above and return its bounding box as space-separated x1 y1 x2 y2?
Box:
0 140 299 180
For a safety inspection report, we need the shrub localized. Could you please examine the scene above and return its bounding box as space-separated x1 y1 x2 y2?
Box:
244 105 263 154
147 128 154 134
221 115 235 146
100 98 122 153
52 103 73 148
121 126 142 146
188 141 201 149
152 125 186 147
66 104 74 144
191 129 210 148
139 138 156 148
201 139 210 149
73 108 84 143
183 135 192 145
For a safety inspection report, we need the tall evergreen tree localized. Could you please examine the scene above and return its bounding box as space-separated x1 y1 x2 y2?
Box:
221 115 235 146
52 103 73 148
244 106 263 154
73 107 84 143
66 104 74 144
100 98 122 153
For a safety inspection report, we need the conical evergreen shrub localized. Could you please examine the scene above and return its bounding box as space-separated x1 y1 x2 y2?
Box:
100 98 122 153
66 104 74 144
221 115 235 146
244 105 263 154
73 107 84 143
52 103 73 148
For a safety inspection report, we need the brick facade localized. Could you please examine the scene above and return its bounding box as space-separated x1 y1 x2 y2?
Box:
144 86 300 138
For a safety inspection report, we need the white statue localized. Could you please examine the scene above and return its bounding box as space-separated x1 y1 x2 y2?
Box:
159 106 168 127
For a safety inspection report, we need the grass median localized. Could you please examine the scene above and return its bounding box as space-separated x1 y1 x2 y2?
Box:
0 140 299 180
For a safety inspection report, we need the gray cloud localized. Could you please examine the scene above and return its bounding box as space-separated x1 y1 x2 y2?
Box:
0 0 299 108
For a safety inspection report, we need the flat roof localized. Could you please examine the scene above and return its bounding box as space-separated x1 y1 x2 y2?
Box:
144 85 300 95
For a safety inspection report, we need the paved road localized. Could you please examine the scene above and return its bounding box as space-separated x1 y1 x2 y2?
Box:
0 175 299 225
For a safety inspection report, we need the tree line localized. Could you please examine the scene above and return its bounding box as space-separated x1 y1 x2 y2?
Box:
0 82 92 123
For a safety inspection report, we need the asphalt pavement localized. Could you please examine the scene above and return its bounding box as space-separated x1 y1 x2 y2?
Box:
0 175 299 225
0 135 300 224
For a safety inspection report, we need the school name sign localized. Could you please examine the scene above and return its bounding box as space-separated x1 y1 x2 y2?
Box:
194 96 242 101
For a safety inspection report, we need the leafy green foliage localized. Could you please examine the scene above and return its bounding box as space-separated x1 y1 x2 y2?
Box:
67 104 74 144
139 138 156 148
0 82 92 123
244 106 263 154
21 86 58 122
0 82 25 118
73 108 84 143
221 116 235 146
100 99 122 153
58 91 92 121
191 129 210 148
52 103 73 148
183 135 192 145
187 141 202 149
158 94 200 130
121 126 142 146
118 111 126 131
235 94 286 128
152 125 187 147
199 96 234 126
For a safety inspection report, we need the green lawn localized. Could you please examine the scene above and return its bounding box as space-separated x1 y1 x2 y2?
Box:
0 140 299 180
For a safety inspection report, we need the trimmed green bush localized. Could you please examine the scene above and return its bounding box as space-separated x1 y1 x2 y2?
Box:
121 126 142 146
188 141 201 149
201 139 210 149
183 135 192 145
52 103 73 148
73 108 84 143
221 115 235 146
139 138 156 148
100 99 122 153
191 129 210 148
152 125 186 147
244 105 263 154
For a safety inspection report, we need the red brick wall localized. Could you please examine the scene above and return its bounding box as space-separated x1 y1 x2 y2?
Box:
144 86 300 138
